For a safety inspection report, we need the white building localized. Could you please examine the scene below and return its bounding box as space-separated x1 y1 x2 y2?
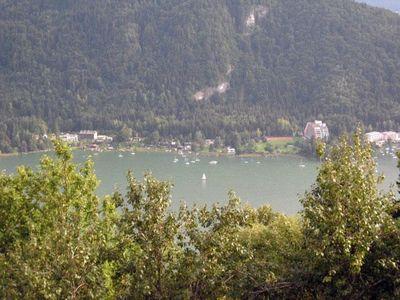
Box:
382 131 400 142
59 133 79 143
227 147 236 155
96 135 113 143
304 120 329 140
365 131 384 143
365 131 400 145
79 130 98 142
205 139 215 146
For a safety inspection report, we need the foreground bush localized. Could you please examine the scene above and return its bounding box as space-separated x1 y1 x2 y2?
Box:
1 136 399 299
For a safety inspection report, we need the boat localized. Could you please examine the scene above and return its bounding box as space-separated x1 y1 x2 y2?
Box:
195 158 201 162
209 160 218 165
202 173 207 180
173 158 179 163
131 152 135 155
185 162 190 165
118 154 124 158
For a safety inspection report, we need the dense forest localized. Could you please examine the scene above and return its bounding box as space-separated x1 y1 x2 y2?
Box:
1 0 400 152
1 135 399 298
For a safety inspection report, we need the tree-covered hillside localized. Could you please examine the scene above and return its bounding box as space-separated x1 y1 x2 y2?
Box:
1 0 400 152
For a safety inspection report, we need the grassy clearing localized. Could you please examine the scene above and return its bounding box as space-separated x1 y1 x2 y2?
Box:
255 137 301 154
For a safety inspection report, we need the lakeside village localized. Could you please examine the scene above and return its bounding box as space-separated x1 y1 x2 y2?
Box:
56 121 400 157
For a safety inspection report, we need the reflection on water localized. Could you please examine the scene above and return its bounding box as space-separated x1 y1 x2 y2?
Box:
201 178 207 191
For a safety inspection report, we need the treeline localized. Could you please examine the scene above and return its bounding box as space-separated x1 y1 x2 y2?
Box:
1 134 399 299
1 0 400 152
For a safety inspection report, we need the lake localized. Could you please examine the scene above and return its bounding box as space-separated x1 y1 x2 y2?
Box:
0 150 398 215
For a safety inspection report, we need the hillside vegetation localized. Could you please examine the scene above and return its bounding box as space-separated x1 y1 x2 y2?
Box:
1 0 400 152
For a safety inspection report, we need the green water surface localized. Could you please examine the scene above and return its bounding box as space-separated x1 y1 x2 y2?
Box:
0 151 397 215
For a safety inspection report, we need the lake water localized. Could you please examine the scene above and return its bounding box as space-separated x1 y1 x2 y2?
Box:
0 151 398 215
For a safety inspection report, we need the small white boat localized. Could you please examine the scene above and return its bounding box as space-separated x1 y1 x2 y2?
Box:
195 157 200 162
209 160 218 165
191 160 196 163
131 152 135 155
173 158 179 163
118 154 124 158
244 161 249 164
185 162 190 165
202 173 207 180
256 161 261 164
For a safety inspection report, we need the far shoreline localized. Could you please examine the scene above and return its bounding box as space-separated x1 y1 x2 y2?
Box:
115 145 307 159
0 149 52 158
0 145 309 160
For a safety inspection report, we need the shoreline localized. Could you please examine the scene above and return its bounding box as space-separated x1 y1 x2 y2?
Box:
0 145 308 160
114 146 306 159
0 149 52 158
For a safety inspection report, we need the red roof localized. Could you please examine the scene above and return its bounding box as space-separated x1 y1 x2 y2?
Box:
265 136 294 142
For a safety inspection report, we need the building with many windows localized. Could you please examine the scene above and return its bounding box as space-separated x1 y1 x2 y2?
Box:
365 131 400 146
59 133 79 143
78 130 98 142
303 120 329 140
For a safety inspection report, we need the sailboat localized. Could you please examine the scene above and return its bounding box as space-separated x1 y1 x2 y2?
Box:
202 173 207 180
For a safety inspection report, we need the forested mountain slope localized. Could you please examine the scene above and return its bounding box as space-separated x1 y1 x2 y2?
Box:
1 0 400 152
